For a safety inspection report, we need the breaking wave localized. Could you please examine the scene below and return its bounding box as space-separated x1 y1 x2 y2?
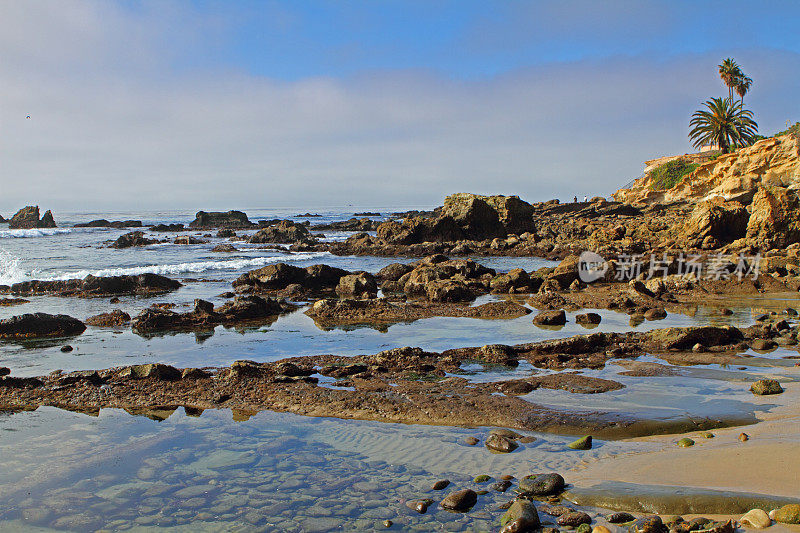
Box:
37 252 332 281
0 249 29 285
0 228 74 239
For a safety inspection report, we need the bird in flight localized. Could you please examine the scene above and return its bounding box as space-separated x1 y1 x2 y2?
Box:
26 115 31 119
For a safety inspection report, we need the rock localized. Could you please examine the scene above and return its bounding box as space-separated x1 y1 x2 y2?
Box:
234 263 349 295
770 504 800 524
485 434 519 453
424 280 474 302
442 193 535 237
377 263 414 281
382 520 393 528
628 516 668 533
750 379 784 395
677 438 695 447
432 480 450 490
119 363 181 381
644 308 667 320
74 219 142 228
211 244 238 252
739 433 749 441
7 274 182 298
217 228 236 238
440 489 477 512
406 499 432 514
474 475 491 483
248 220 316 244
567 435 592 450
575 313 602 326
682 197 749 247
150 223 184 231
0 313 86 339
8 206 57 229
750 339 777 351
492 480 512 492
500 499 540 532
607 512 636 523
464 436 479 446
86 310 131 327
557 511 592 527
112 231 159 248
335 273 378 298
645 326 743 350
739 509 771 529
629 279 655 298
593 527 612 533
0 368 9 377
60 345 73 352
746 186 800 250
577 524 593 533
518 473 565 496
189 210 253 229
533 309 567 326
491 268 534 293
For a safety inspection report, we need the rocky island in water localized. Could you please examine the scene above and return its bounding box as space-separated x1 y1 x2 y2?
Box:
0 132 799 531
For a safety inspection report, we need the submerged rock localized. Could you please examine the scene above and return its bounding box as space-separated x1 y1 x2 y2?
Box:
440 489 477 512
518 473 565 496
567 435 593 450
558 511 592 527
533 309 567 326
485 433 519 453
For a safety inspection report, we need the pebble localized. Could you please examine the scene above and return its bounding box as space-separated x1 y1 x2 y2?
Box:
464 436 479 446
739 432 749 441
606 512 635 523
740 509 771 529
485 434 519 453
382 520 393 528
557 511 592 527
473 475 491 483
60 345 74 352
432 480 450 490
677 438 694 447
440 489 478 512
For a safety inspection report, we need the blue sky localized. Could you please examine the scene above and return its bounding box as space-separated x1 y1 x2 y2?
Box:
1 0 799 211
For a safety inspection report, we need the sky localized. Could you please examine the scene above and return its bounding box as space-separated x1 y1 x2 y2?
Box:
1 0 799 212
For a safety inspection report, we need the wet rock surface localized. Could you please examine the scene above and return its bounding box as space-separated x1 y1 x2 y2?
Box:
1 273 182 297
8 206 57 229
0 313 86 339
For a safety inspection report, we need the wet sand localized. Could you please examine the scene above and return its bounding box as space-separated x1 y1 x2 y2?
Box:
570 381 800 500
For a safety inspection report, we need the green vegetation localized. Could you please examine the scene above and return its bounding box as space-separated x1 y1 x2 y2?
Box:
689 97 758 153
774 121 800 137
649 159 699 190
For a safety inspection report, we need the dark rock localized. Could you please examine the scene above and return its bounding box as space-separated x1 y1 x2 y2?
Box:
189 210 253 229
440 489 477 512
432 480 450 490
376 263 414 281
518 473 565 496
112 231 159 248
0 367 9 377
500 499 540 532
628 516 668 533
0 313 86 339
557 511 592 527
216 229 236 238
211 244 238 252
607 512 636 523
150 223 185 232
464 436 479 446
533 309 567 326
750 338 777 351
485 434 519 453
575 312 601 326
7 274 181 298
248 220 316 244
644 308 667 320
8 206 57 229
491 480 512 492
119 363 181 381
60 345 73 352
74 219 141 228
335 273 378 298
86 310 131 327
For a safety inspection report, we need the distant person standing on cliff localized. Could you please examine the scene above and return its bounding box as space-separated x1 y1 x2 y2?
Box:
583 196 587 202
573 196 577 203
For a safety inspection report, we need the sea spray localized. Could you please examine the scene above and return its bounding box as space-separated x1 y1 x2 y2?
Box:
0 248 27 285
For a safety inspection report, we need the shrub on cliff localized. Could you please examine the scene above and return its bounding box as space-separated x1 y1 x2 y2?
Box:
648 159 699 190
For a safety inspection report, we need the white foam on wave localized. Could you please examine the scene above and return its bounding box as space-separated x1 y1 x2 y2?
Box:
0 249 28 285
37 252 332 281
0 228 74 239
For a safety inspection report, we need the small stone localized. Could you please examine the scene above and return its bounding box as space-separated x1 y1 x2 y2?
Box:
692 343 706 353
607 512 636 523
771 504 800 524
628 516 668 533
740 509 771 529
738 432 749 441
491 480 512 492
518 436 537 444
465 436 479 446
405 499 432 514
382 520 393 528
558 511 592 527
720 308 733 315
699 432 715 438
500 474 515 480
575 312 602 326
432 480 450 490
750 379 784 395
577 524 592 533
677 438 695 447
60 345 73 352
542 505 573 517
644 308 667 320
567 435 592 450
474 475 491 483
440 489 477 512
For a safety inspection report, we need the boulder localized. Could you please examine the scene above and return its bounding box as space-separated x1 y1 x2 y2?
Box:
518 473 565 496
485 434 519 453
443 193 535 236
533 309 567 326
771 504 800 524
112 231 159 248
746 186 800 250
74 219 142 228
739 509 771 529
0 313 86 338
189 210 253 229
750 379 784 395
6 274 181 297
335 273 378 298
247 220 316 244
8 206 57 229
85 310 131 327
119 363 181 381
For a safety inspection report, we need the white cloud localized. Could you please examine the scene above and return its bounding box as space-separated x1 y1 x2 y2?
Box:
0 1 798 213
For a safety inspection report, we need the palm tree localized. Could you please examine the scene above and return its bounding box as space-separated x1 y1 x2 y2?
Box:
718 58 741 105
689 97 758 153
734 74 753 105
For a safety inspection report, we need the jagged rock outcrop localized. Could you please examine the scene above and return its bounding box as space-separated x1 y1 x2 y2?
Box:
615 134 800 205
233 263 350 296
745 186 800 249
682 197 749 248
189 210 253 229
74 219 142 228
8 206 57 229
248 220 317 244
111 231 159 248
376 193 535 244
